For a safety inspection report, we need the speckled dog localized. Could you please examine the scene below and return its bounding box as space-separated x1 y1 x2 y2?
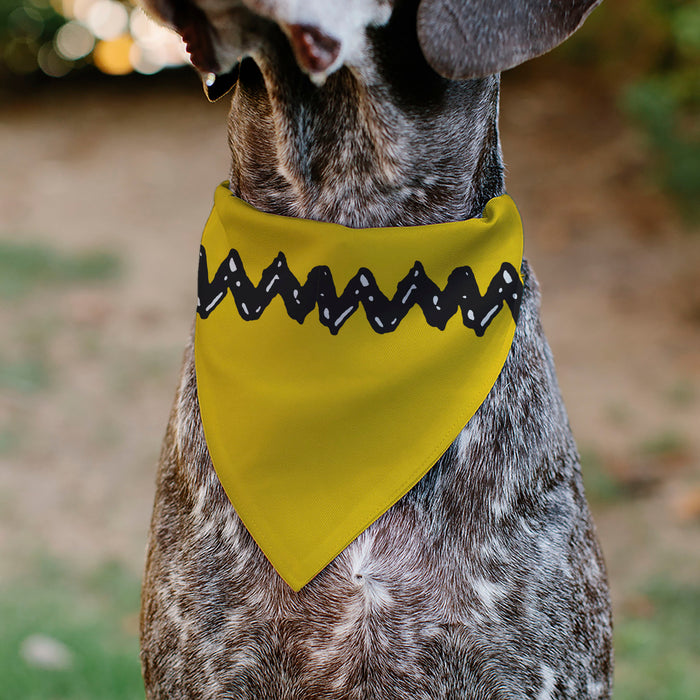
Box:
139 0 613 697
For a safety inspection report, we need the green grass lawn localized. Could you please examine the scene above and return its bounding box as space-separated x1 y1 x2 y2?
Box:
614 579 700 700
0 240 121 300
0 560 144 700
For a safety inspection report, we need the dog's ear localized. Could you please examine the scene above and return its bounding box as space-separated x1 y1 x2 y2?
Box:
140 0 237 100
416 0 603 80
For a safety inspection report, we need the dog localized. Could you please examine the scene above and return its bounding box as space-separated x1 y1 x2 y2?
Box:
138 0 614 697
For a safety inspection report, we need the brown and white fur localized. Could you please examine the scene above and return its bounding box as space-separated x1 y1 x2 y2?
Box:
138 1 614 697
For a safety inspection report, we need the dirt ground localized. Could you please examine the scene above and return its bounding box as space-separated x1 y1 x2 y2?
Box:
0 66 698 616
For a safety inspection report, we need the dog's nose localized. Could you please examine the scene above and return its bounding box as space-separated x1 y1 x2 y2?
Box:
286 24 341 74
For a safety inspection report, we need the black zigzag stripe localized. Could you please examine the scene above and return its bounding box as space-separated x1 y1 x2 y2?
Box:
196 246 523 336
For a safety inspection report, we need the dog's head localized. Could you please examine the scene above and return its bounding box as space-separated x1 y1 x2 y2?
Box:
140 0 602 97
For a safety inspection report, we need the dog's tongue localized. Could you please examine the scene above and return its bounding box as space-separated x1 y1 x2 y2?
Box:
287 24 341 74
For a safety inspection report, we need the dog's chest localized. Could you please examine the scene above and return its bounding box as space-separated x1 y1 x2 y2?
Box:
142 266 610 698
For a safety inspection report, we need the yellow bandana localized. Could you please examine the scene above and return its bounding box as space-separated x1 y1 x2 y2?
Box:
195 183 523 590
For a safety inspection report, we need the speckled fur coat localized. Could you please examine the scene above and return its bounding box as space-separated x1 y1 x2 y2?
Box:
138 0 613 697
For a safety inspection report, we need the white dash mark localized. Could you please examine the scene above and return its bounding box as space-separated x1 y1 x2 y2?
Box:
502 269 512 284
265 275 279 292
374 317 384 328
205 292 224 313
402 285 416 304
334 307 354 327
229 258 237 272
360 274 369 287
481 305 500 326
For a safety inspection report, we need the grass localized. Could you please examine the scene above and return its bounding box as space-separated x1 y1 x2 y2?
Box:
665 381 696 408
0 421 21 454
580 429 692 506
0 357 50 393
614 580 700 700
0 239 122 397
0 240 121 299
580 448 627 504
0 559 144 700
0 428 16 453
639 430 689 461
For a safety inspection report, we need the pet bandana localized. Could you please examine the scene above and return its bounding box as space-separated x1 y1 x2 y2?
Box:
195 183 523 590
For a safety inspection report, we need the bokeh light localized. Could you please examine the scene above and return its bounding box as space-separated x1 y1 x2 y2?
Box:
85 0 129 41
8 5 44 40
37 40 72 76
129 6 187 74
4 35 39 74
92 33 132 74
1 0 190 79
55 21 94 60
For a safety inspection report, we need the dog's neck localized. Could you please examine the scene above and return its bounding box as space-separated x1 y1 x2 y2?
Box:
225 13 505 228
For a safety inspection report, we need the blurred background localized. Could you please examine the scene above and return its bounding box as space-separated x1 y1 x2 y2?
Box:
0 0 698 697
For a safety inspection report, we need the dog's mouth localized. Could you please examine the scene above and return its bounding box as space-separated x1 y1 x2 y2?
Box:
158 0 349 101
284 23 342 76
201 20 341 100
